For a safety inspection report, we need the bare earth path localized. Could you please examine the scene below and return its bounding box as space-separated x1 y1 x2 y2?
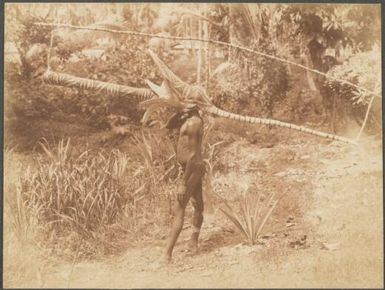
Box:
16 138 383 288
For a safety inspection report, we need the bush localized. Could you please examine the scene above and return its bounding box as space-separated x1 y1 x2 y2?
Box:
322 46 381 134
210 41 290 118
5 32 174 132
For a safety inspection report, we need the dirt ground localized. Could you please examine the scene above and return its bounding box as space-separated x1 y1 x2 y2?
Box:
9 132 383 289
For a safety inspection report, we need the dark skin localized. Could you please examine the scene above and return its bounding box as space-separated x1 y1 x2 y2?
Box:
162 108 205 263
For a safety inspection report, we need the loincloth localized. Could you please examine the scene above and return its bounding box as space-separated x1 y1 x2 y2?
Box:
175 160 205 194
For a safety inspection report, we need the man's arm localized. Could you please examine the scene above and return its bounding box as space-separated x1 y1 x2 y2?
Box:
165 112 183 130
179 115 203 140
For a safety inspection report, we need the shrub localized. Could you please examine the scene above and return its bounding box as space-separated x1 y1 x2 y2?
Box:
219 190 282 245
210 41 290 118
322 46 381 134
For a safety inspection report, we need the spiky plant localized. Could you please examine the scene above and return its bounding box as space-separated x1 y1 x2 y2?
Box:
219 190 282 245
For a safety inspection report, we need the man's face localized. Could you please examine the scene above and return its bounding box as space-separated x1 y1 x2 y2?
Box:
181 107 200 119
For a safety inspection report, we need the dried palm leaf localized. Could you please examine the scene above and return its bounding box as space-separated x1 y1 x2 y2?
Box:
147 49 189 93
43 70 155 101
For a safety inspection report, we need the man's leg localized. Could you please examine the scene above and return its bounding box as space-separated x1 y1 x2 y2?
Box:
189 180 204 253
162 198 187 263
162 162 204 262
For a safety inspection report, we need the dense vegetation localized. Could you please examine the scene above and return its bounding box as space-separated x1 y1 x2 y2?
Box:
4 3 381 266
5 3 380 136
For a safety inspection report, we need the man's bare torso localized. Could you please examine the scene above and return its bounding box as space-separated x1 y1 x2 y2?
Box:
176 115 203 166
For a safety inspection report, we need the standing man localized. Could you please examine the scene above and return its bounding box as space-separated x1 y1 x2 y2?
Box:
162 103 206 263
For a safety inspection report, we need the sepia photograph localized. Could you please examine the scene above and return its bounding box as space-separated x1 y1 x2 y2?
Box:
3 2 383 288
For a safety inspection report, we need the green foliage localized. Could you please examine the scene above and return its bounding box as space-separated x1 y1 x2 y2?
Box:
325 47 380 106
277 4 380 131
281 4 380 50
322 46 381 132
5 67 69 119
5 4 175 130
5 28 169 128
210 42 290 118
6 3 381 132
207 4 291 117
9 13 52 79
14 131 177 257
62 37 166 126
207 4 230 42
5 5 53 47
254 42 291 117
4 148 38 245
20 139 133 233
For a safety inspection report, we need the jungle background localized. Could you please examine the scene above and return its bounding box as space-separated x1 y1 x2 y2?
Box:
4 3 383 288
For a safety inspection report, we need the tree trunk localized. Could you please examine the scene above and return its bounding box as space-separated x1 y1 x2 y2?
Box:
184 18 189 55
204 5 210 89
15 44 32 79
189 16 195 58
305 53 317 91
228 3 232 62
197 13 202 84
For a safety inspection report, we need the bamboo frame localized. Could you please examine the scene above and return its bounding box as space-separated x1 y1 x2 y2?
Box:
356 95 376 141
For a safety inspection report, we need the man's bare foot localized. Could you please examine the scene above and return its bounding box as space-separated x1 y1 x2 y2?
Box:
189 242 199 254
182 239 199 255
161 253 172 264
149 254 172 270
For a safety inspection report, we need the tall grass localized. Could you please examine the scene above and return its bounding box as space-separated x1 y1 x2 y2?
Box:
22 139 131 234
14 139 132 256
4 129 182 287
4 147 41 246
11 131 179 258
4 147 47 287
130 129 178 227
203 140 225 214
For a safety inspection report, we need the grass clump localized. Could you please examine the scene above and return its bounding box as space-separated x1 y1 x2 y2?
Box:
4 147 50 287
13 131 179 258
24 139 131 227
17 139 141 257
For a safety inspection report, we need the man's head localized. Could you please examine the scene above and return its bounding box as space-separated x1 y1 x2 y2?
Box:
181 103 200 116
165 103 200 130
